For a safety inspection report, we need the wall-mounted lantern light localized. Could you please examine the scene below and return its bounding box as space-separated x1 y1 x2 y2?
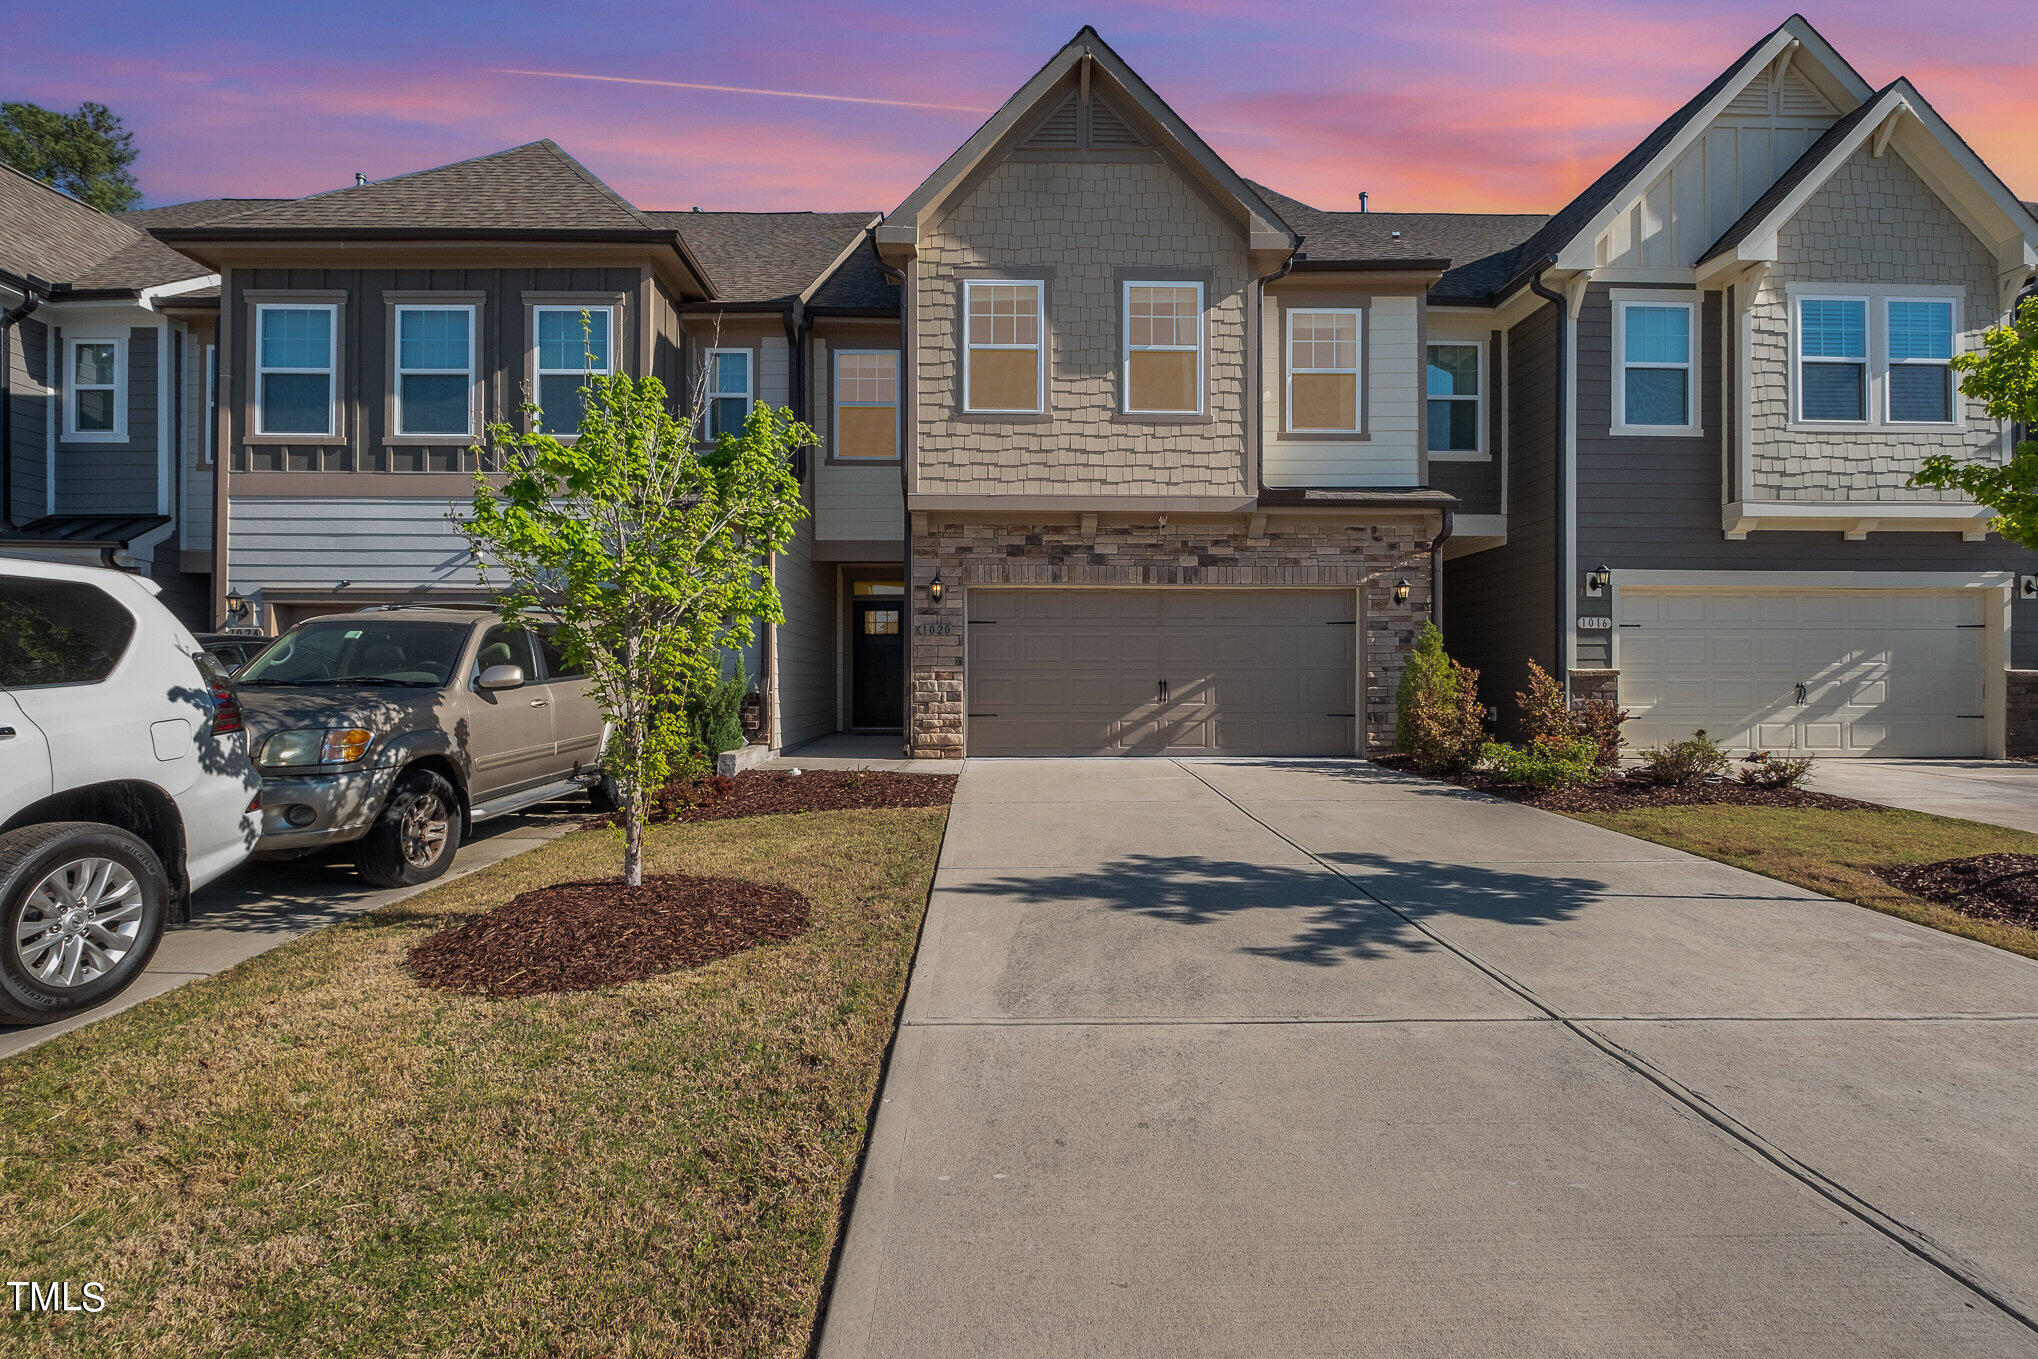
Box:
1587 563 1611 597
1393 578 1411 606
928 573 945 606
225 586 248 621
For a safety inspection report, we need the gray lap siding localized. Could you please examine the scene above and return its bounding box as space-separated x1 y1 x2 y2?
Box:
51 324 158 515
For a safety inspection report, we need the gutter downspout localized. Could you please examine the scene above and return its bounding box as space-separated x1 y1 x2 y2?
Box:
1526 259 1567 696
1250 241 1300 497
1 284 46 529
1430 509 1453 630
867 223 911 751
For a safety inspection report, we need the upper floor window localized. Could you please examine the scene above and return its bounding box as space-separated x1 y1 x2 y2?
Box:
534 305 613 437
1795 296 1867 423
1613 297 1697 433
395 305 476 437
64 337 125 441
705 348 751 440
1123 281 1202 415
1426 342 1482 455
1285 308 1361 434
1886 298 1956 425
963 279 1043 414
833 350 899 460
255 304 336 437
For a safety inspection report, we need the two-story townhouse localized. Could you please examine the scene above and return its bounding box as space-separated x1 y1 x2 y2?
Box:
0 165 226 625
1436 14 2038 759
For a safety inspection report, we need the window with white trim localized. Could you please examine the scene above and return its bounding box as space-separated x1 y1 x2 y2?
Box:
1885 297 1955 424
1123 281 1202 414
1285 308 1360 433
204 343 216 462
254 304 336 436
64 337 124 439
1795 295 1868 423
963 279 1043 413
395 305 475 437
1426 341 1482 454
833 350 898 460
533 305 613 436
1614 298 1696 431
705 348 751 440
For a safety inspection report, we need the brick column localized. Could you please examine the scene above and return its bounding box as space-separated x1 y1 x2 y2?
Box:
2006 671 2038 759
1568 669 1620 707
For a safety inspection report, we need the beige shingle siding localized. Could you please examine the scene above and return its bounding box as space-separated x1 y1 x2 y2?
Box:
1748 146 2001 501
915 160 1250 497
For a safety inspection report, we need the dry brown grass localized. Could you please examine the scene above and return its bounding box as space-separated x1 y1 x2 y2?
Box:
1566 804 2038 960
0 806 948 1357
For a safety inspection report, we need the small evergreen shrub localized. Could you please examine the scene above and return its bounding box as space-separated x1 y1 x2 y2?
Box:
1739 751 1815 790
685 661 750 760
1640 729 1734 787
1479 736 1600 792
1395 622 1486 775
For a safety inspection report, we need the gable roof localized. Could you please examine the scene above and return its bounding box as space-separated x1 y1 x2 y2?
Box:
0 163 208 293
1697 85 1890 265
648 210 876 307
119 198 293 228
809 236 901 314
1249 182 1546 298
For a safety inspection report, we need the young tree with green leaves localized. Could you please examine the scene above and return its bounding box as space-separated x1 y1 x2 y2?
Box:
1910 295 2038 547
461 346 810 887
0 101 140 212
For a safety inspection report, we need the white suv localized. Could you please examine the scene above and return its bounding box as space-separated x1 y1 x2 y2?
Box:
0 558 261 1026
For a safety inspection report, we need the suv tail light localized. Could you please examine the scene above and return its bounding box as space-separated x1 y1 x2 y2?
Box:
210 676 245 736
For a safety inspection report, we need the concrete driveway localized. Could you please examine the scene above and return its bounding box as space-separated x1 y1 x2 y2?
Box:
820 759 2038 1358
1812 758 2038 832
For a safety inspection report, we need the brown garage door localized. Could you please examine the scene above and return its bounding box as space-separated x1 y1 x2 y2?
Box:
966 589 1356 756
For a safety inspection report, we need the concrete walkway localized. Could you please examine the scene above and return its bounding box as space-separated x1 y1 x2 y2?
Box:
1812 758 2038 833
820 758 2038 1358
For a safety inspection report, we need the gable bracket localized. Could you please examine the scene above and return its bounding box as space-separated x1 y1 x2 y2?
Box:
1870 106 1905 158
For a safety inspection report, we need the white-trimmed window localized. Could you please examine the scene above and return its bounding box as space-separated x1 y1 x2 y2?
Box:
204 343 216 462
1885 297 1957 425
533 305 613 436
1795 295 1869 423
1123 281 1202 414
254 304 336 437
1285 308 1361 433
1426 341 1482 454
64 337 125 440
1613 297 1697 432
963 279 1043 414
395 305 475 437
705 348 751 440
833 350 898 460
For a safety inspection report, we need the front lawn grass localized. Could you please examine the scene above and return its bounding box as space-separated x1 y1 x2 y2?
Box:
0 804 947 1358
1565 803 2038 960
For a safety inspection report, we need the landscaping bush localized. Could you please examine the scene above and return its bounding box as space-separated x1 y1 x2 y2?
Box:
1572 697 1632 769
1739 750 1815 790
1396 621 1485 775
685 661 750 760
1517 660 1631 768
1479 736 1600 792
1640 729 1734 787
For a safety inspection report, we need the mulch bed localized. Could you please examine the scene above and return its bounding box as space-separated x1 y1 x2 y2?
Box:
1879 855 2038 931
407 874 811 999
620 768 958 826
1373 754 1881 813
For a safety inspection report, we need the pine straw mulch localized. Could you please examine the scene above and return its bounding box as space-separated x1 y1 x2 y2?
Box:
622 767 959 825
1878 854 2038 932
1373 754 1881 813
407 874 811 998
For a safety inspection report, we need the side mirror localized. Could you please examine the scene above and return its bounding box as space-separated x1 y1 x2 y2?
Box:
477 664 526 691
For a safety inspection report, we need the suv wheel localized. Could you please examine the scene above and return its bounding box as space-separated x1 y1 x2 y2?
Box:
0 823 169 1026
356 769 460 889
586 773 622 814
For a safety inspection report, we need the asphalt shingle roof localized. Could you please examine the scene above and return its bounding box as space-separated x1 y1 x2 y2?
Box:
119 198 293 228
0 163 207 291
809 236 900 312
650 210 877 306
1250 182 1547 302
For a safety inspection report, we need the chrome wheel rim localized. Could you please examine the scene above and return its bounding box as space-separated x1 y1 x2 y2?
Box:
14 857 144 990
400 793 451 869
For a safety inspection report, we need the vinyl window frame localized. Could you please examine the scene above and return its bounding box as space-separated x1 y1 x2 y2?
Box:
1882 293 1962 428
1425 338 1485 459
62 335 126 442
704 346 753 441
1790 292 1871 427
829 348 900 462
391 302 479 440
251 301 340 440
1120 278 1205 417
1283 306 1364 435
529 302 616 439
960 277 1046 416
1610 292 1700 436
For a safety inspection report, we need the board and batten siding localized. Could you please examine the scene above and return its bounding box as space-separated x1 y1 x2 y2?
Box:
772 515 838 749
6 316 48 517
52 323 158 515
1259 285 1422 489
808 331 904 542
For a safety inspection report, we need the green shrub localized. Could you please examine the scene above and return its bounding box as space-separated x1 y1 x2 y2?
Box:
1479 736 1600 791
685 660 750 760
1517 660 1631 767
1640 729 1734 787
1739 750 1815 790
1395 622 1486 775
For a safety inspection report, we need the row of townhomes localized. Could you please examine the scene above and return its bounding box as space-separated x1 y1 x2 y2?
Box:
4 15 2037 760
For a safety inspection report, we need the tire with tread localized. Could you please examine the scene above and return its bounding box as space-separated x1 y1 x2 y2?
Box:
0 821 170 1026
586 773 622 814
354 769 461 889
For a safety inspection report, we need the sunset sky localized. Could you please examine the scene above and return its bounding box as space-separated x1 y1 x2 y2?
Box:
15 1 2034 218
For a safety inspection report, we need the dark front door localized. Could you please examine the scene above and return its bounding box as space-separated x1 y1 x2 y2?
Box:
852 599 905 729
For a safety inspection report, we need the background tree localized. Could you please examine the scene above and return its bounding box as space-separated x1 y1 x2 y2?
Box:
461 357 809 887
0 101 140 212
1911 295 2038 547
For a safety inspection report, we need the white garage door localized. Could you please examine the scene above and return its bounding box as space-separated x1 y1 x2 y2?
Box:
1619 589 1988 757
966 589 1355 756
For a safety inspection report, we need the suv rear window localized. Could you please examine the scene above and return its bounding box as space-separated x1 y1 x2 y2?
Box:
0 578 137 687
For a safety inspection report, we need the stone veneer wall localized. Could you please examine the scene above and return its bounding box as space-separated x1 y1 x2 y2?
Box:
1567 669 1620 707
907 517 1437 757
2006 671 2038 760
